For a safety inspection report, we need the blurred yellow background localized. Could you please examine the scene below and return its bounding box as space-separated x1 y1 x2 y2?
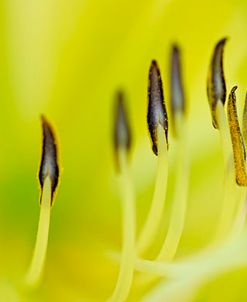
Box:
0 0 247 301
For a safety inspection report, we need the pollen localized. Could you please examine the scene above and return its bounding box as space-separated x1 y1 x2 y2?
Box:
227 86 247 186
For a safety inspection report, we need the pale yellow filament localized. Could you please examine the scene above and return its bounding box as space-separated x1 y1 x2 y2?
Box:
140 231 247 302
137 124 168 256
231 187 247 236
108 149 135 302
25 177 52 287
215 101 236 241
157 113 188 261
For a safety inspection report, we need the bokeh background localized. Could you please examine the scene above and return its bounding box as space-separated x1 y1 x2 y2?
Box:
0 0 247 301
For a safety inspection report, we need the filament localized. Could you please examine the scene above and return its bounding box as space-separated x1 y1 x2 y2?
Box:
25 176 52 287
215 101 236 241
157 113 188 261
231 188 247 236
108 148 135 302
141 233 247 302
137 124 168 256
131 229 247 302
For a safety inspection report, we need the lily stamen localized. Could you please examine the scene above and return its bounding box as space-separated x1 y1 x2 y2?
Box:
233 92 247 234
158 117 189 262
137 60 169 256
227 86 247 186
227 87 247 235
206 38 238 241
25 116 59 287
108 92 136 302
207 38 227 130
207 38 230 169
157 45 189 262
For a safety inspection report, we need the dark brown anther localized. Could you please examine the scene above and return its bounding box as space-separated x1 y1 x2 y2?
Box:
39 115 59 204
147 60 168 155
207 38 227 129
170 44 185 135
113 91 132 171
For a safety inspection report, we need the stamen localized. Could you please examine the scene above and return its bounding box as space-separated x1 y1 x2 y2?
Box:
206 40 237 241
233 92 247 233
137 60 168 255
157 119 188 262
25 116 59 287
157 45 189 261
108 92 135 302
226 87 247 236
227 86 247 186
207 38 230 167
207 38 227 129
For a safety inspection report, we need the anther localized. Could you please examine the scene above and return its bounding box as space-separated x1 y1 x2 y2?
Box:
148 60 168 154
207 38 227 129
227 86 247 186
170 44 185 136
113 91 132 171
39 115 59 204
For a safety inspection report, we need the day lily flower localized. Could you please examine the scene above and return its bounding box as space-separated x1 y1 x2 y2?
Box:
1 0 247 301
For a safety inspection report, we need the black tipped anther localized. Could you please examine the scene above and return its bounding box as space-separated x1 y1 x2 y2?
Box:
113 91 132 171
39 115 59 204
170 44 185 118
147 60 168 155
207 37 228 129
